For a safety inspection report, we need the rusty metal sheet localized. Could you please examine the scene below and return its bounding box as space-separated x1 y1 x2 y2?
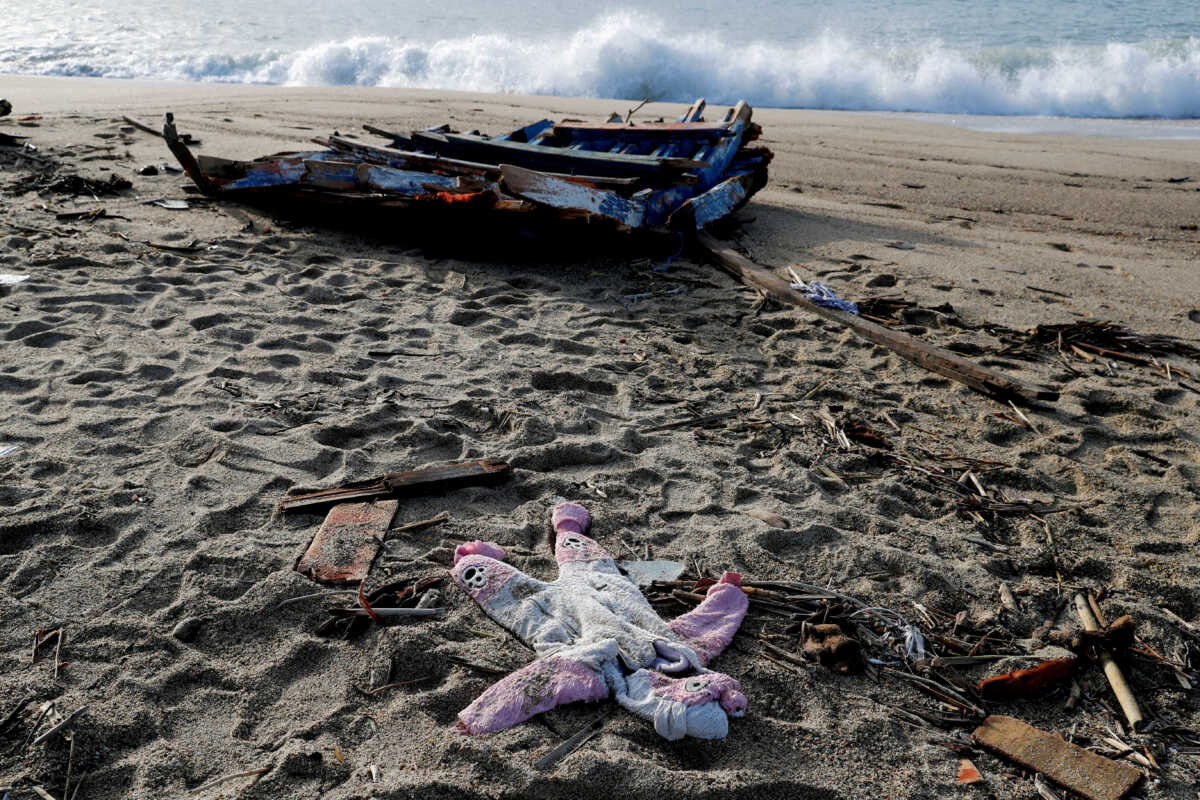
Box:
296 500 398 584
972 715 1141 800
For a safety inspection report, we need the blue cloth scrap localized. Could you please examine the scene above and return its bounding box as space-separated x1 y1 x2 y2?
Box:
790 281 859 315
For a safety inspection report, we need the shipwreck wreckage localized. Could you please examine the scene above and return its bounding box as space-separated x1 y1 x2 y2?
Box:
163 99 771 232
159 99 1058 405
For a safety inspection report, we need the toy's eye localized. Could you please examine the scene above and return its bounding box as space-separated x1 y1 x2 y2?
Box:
461 565 487 589
684 678 708 693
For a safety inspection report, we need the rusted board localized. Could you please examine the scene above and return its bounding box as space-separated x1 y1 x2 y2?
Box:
296 500 398 584
696 233 1060 404
972 715 1141 800
279 459 511 512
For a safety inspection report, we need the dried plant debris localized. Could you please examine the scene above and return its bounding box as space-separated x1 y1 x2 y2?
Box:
1015 320 1200 363
4 169 132 197
315 576 445 638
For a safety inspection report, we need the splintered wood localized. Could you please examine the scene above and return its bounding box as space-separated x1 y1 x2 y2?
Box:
972 716 1142 800
296 500 398 584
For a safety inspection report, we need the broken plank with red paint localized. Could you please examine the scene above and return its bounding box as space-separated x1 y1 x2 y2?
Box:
296 500 398 584
972 715 1141 800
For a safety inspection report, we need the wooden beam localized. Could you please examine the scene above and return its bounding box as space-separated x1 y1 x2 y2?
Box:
278 459 511 512
549 122 734 142
695 232 1059 404
330 135 646 188
410 131 708 179
162 112 218 195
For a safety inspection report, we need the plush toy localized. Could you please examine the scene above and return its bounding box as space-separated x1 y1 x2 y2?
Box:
449 502 748 741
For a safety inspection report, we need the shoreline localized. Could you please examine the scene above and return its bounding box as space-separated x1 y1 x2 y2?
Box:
5 74 1200 141
2 77 1198 800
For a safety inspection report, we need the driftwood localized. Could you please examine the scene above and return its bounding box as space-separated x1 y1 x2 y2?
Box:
278 459 510 512
695 232 1059 404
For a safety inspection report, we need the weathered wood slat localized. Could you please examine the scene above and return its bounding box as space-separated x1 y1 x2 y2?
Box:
279 459 512 512
668 169 765 230
328 136 647 188
296 500 398 584
696 233 1060 404
679 98 706 123
973 716 1140 800
500 165 646 228
410 131 708 178
550 122 734 141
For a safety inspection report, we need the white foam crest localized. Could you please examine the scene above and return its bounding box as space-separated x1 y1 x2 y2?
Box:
8 13 1200 118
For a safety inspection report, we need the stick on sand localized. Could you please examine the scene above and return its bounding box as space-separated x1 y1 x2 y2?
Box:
1074 593 1144 731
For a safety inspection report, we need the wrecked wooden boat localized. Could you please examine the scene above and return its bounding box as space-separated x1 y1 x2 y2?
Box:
162 99 771 232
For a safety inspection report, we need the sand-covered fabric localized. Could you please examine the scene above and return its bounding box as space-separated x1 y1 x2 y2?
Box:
1 78 1199 799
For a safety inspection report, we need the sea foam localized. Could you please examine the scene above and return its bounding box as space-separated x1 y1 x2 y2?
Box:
10 13 1200 118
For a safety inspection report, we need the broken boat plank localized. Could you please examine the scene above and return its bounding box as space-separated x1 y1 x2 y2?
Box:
279 459 512 512
410 131 708 178
548 122 735 141
695 233 1059 404
667 169 765 231
162 113 218 195
972 715 1141 800
296 500 398 584
331 135 648 188
500 165 645 228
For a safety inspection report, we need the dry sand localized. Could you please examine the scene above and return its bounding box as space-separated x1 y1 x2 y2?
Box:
1 76 1199 799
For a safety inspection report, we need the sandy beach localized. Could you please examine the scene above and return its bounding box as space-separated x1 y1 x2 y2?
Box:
1 76 1199 799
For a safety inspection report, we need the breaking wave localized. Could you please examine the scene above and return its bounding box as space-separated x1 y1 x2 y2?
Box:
11 13 1200 118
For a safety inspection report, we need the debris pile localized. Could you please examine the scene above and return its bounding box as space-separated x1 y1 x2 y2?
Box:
162 99 772 232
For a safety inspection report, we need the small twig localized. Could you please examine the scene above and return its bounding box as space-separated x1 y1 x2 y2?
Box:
20 702 54 750
0 695 33 734
64 731 76 800
69 771 87 800
274 590 358 610
188 766 271 795
364 607 445 617
53 629 64 680
29 705 88 748
391 512 450 534
533 706 616 770
354 675 436 697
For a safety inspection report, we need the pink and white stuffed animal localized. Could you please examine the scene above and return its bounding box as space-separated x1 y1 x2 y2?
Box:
449 502 748 740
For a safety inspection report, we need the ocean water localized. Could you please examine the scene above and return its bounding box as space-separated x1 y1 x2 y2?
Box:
3 0 1200 119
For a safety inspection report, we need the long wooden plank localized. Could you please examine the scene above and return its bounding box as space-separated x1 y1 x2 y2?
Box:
549 122 733 141
696 232 1059 403
328 136 646 188
279 459 511 512
410 131 707 179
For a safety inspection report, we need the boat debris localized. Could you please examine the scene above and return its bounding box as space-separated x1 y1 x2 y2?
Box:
161 99 772 232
